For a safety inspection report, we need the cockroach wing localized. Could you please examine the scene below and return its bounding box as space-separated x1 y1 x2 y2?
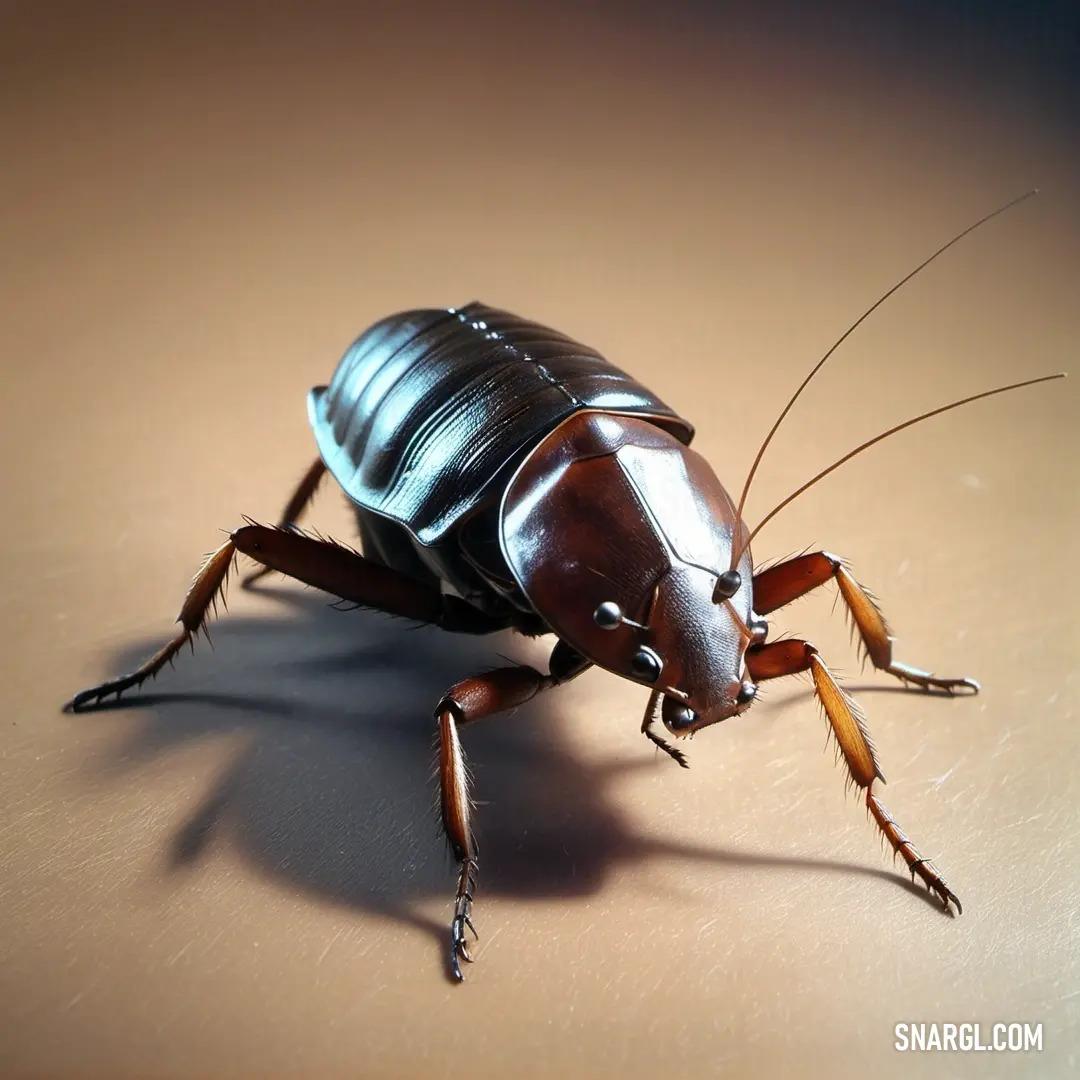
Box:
308 303 693 546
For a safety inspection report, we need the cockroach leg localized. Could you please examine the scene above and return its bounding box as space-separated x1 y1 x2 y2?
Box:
450 855 480 968
752 551 980 693
435 641 591 981
230 523 449 622
641 689 689 768
231 524 506 634
746 638 962 915
436 704 477 978
243 458 328 588
69 522 509 712
866 790 962 914
68 540 237 710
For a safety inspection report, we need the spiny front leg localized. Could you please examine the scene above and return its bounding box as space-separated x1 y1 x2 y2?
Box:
435 642 591 981
752 551 979 693
747 638 962 914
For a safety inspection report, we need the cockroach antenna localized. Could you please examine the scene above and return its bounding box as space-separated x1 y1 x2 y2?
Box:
739 371 1065 558
729 189 1043 570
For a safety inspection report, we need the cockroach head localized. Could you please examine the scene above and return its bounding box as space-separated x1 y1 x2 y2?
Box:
499 411 763 734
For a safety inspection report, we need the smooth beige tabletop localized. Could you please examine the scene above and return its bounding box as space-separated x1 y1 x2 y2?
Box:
3 3 1078 1078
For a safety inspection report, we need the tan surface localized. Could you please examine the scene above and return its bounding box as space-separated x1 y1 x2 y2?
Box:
2 3 1078 1078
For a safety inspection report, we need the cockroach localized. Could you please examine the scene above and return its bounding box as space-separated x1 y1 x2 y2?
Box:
70 192 1064 981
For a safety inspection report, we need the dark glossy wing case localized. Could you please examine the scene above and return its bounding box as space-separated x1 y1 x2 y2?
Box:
308 302 693 545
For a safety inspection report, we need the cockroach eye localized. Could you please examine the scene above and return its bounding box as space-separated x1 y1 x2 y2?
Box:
593 601 623 630
630 646 663 682
736 682 757 705
662 695 698 732
712 569 742 602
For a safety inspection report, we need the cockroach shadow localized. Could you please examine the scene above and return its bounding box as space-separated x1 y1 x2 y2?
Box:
74 583 940 980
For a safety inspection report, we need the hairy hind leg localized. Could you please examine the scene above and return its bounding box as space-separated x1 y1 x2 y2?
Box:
243 457 327 587
69 540 238 710
68 522 502 711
